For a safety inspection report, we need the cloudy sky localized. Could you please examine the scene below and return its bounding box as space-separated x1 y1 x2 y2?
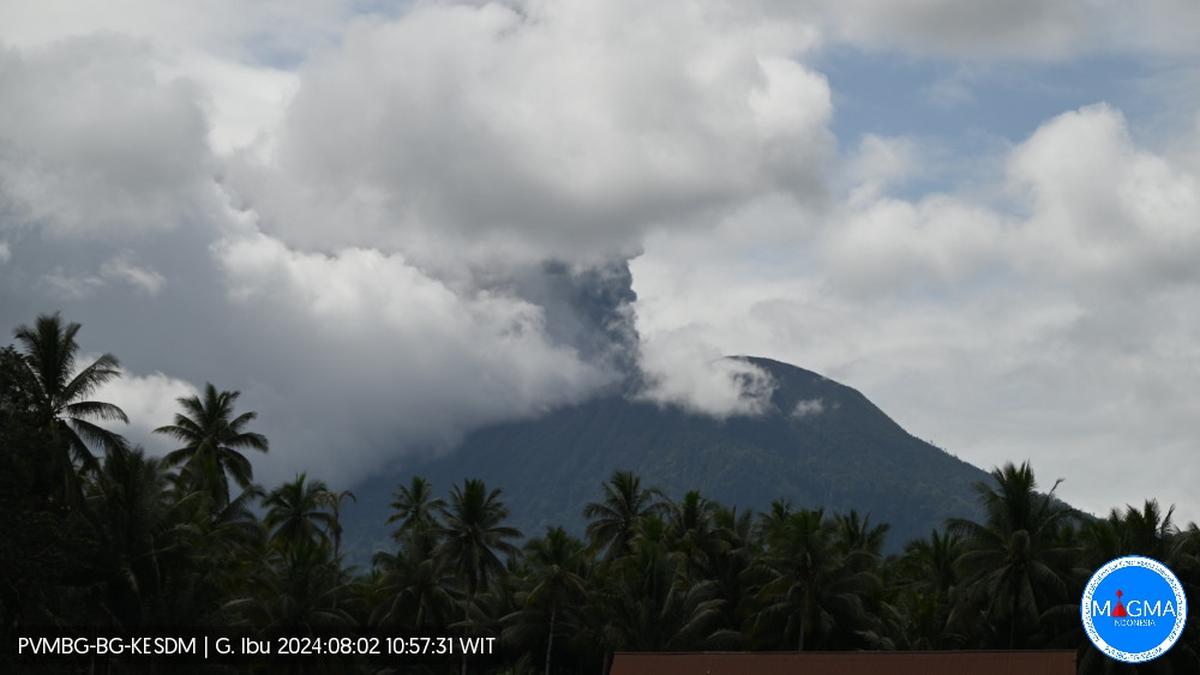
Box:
2 0 1198 523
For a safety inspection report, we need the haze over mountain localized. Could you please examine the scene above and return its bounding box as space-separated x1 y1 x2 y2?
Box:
343 356 992 558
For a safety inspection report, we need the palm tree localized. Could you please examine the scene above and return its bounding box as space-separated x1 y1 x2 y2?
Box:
388 476 445 541
947 461 1074 649
13 313 128 502
665 490 724 580
504 527 589 675
224 540 356 632
895 529 963 648
263 474 335 551
323 488 356 559
834 510 890 555
707 505 759 645
756 498 794 542
154 383 268 510
752 508 879 650
583 470 667 561
467 558 526 669
153 481 266 625
86 446 170 626
599 516 727 652
373 479 455 634
371 533 457 631
437 479 522 598
1110 500 1178 561
436 479 521 675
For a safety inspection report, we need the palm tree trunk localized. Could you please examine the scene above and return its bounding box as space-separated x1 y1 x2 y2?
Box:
545 605 556 675
797 608 806 651
1008 581 1017 649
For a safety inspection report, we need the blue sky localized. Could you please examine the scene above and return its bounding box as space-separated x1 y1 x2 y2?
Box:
826 50 1149 138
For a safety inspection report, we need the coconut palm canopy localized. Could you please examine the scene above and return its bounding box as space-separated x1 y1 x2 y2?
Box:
4 318 1199 672
10 313 128 502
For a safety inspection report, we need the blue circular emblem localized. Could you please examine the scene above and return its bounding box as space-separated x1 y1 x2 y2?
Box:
1081 556 1187 663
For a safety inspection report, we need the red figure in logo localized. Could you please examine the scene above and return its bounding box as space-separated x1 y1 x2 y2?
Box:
1112 589 1128 617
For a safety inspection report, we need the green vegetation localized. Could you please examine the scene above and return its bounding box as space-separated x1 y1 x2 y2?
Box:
2 313 1198 674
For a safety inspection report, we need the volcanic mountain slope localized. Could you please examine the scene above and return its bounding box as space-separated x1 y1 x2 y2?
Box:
343 357 991 558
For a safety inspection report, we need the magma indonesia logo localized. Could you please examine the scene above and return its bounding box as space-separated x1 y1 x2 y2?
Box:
1082 556 1188 663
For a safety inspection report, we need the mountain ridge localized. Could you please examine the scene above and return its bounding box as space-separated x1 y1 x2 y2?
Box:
342 356 991 559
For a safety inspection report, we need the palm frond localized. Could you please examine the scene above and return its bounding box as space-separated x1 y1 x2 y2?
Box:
65 400 130 423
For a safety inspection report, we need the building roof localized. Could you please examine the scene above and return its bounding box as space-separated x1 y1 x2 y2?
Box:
610 651 1077 675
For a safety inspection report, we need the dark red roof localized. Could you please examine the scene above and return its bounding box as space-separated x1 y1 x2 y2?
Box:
610 651 1076 675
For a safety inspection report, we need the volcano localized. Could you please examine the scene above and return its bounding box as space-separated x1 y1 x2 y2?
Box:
342 357 992 558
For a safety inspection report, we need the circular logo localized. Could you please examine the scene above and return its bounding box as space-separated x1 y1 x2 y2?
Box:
1081 556 1188 663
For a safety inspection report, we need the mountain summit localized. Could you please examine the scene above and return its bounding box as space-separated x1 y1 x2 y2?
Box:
345 357 990 556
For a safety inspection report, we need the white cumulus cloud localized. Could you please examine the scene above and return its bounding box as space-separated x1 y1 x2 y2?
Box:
94 368 199 454
0 36 217 239
225 0 833 267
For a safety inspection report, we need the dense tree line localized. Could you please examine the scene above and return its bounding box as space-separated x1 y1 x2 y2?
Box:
1 313 1198 674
